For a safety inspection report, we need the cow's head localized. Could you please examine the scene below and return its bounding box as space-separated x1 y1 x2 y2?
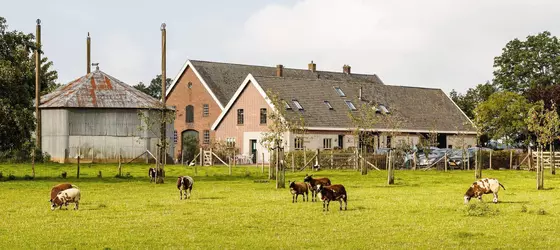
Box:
464 186 475 204
50 196 63 211
317 184 326 200
303 174 313 183
288 180 296 189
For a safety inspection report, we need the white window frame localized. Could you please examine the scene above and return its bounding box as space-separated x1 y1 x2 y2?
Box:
293 99 304 110
334 87 346 97
323 138 332 149
294 137 304 150
345 100 357 111
324 101 333 110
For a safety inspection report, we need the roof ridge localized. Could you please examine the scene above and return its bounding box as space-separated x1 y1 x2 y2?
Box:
253 75 376 84
190 59 379 77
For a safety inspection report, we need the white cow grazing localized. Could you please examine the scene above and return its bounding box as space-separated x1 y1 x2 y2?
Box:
464 178 505 204
52 188 81 210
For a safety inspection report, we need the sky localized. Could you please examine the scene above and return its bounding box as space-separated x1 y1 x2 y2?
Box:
3 0 560 94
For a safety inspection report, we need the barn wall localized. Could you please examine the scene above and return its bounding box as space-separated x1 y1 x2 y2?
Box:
41 109 69 162
447 135 477 149
42 108 173 163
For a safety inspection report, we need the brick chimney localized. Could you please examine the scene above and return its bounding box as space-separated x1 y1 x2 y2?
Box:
308 61 316 72
343 64 351 74
276 64 283 77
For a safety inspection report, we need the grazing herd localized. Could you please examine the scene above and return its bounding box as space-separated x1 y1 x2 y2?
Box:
289 174 348 211
47 167 506 212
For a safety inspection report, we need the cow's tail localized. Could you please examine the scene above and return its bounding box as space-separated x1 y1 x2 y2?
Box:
499 183 506 190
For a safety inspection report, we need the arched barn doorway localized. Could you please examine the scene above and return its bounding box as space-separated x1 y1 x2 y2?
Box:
181 130 200 164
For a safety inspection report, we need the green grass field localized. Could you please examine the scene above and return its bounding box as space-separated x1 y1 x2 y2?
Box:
1 163 560 249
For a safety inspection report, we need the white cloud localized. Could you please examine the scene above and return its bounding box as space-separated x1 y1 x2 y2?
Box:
229 0 560 93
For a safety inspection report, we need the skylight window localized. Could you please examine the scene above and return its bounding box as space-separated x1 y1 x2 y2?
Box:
334 87 346 97
283 100 292 110
324 101 333 110
293 99 304 110
345 100 357 111
379 104 390 114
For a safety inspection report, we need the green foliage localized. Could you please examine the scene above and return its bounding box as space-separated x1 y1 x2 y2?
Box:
182 133 200 163
465 203 499 217
0 16 58 158
493 31 560 94
450 82 497 120
474 91 532 145
260 90 303 150
133 74 172 99
526 101 560 147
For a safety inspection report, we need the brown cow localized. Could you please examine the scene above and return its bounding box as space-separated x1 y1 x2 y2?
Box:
303 174 331 202
49 183 77 210
317 184 347 211
288 181 309 203
52 188 81 211
464 178 506 204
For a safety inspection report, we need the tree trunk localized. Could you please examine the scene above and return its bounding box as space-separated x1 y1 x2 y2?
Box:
537 146 544 190
509 150 513 170
77 155 80 179
387 150 394 185
269 150 276 180
551 144 556 175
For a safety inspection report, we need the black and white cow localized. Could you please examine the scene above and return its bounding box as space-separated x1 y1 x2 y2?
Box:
177 176 194 200
464 178 506 204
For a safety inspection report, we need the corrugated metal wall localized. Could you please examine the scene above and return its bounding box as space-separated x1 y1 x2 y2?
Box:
42 108 173 163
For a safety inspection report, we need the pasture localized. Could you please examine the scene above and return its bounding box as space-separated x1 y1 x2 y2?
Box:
1 163 560 249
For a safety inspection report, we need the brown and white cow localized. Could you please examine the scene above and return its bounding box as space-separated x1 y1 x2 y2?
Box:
51 188 81 211
49 183 77 209
317 184 347 211
177 176 194 200
288 181 309 203
303 174 331 202
464 178 506 204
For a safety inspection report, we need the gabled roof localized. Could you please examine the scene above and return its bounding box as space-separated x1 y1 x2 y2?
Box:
39 69 164 109
212 74 476 134
166 59 385 109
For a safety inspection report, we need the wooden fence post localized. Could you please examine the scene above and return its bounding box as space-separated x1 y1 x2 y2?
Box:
228 156 232 176
551 145 556 175
292 153 295 172
330 150 334 168
489 149 492 170
262 152 265 174
387 150 394 185
303 147 307 170
181 150 184 165
412 152 417 170
118 151 122 177
528 147 532 170
509 150 513 170
199 147 203 166
77 155 80 179
444 152 448 172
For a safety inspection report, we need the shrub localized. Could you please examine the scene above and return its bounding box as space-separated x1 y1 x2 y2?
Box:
24 174 34 180
7 174 16 180
61 172 67 179
465 203 498 217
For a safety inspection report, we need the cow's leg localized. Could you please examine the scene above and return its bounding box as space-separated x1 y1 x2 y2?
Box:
339 199 343 210
493 193 498 203
322 200 326 211
188 187 192 199
344 196 347 210
305 191 308 202
179 189 183 200
326 200 330 211
75 201 79 210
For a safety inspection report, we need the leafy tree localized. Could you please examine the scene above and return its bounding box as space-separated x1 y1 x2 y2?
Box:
134 74 172 99
450 82 497 119
0 16 58 159
474 91 532 146
493 31 560 94
526 101 560 188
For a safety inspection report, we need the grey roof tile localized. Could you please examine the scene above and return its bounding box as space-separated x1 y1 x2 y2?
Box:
189 60 384 106
253 76 475 133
